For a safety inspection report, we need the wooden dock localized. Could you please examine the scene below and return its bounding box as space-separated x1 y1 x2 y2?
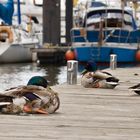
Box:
0 67 140 139
31 46 69 64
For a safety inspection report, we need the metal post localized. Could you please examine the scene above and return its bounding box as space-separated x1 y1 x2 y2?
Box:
17 0 21 25
110 54 117 70
67 60 78 84
32 51 38 62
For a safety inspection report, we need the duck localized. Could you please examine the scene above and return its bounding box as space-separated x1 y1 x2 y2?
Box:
81 61 119 89
129 83 140 95
0 76 60 115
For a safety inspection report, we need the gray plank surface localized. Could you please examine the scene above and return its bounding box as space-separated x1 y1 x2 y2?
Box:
0 67 140 140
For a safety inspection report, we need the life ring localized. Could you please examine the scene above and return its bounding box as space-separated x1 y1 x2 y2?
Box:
0 26 13 43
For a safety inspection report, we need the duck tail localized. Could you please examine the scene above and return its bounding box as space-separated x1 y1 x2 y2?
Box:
129 83 140 89
0 94 13 102
0 95 13 112
106 77 119 83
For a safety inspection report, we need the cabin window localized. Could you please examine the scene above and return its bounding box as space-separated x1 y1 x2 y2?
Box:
123 13 132 24
86 12 133 28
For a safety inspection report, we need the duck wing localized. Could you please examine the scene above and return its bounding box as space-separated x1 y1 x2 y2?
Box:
47 95 60 114
22 92 41 101
3 85 46 97
2 86 26 97
101 71 113 76
96 71 119 82
94 71 112 80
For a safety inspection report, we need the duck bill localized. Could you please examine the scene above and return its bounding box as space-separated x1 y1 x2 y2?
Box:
23 105 48 114
35 109 48 115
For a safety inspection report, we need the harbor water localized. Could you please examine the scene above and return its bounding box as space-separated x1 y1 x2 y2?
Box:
0 63 72 92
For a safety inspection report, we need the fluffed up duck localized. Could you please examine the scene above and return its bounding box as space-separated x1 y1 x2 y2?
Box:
0 76 60 115
129 83 140 95
81 61 119 89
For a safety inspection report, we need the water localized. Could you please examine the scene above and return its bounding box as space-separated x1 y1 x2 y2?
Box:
0 63 70 92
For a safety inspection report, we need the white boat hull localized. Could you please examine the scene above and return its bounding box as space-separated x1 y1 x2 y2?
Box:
0 43 35 63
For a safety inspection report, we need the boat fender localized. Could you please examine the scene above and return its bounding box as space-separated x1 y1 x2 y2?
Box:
0 26 13 43
135 50 140 62
65 48 76 61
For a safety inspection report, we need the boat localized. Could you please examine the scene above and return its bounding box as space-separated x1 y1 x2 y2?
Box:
71 1 140 63
0 25 39 63
13 0 43 46
0 0 41 63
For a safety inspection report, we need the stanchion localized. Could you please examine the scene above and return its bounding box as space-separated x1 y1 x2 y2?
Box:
110 54 117 70
67 60 78 84
32 52 38 62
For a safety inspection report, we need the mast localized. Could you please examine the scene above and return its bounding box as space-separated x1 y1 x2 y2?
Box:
132 0 138 20
121 0 125 27
98 17 104 46
17 0 21 25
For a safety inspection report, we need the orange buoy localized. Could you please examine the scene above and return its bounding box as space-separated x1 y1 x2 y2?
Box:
65 49 75 61
136 50 140 62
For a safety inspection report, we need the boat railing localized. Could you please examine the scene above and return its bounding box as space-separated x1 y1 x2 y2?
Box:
70 27 88 43
103 28 133 44
103 29 115 43
12 24 39 44
71 27 104 44
71 26 140 45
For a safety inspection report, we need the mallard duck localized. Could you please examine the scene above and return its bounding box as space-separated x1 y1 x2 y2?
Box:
81 61 119 89
0 76 60 115
129 83 140 95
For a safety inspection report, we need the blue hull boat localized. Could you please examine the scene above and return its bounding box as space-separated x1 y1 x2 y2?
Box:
71 4 140 63
74 45 137 63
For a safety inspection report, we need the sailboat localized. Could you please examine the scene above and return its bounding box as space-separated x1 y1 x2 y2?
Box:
13 0 43 45
71 0 140 63
0 0 41 63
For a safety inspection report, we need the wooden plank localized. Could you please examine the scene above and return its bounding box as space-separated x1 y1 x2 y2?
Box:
0 67 140 139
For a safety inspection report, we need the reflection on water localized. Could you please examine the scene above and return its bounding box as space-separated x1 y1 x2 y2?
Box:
39 63 68 85
0 63 69 91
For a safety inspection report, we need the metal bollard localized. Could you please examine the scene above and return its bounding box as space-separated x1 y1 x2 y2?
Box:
67 60 78 85
32 52 38 62
110 54 117 70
